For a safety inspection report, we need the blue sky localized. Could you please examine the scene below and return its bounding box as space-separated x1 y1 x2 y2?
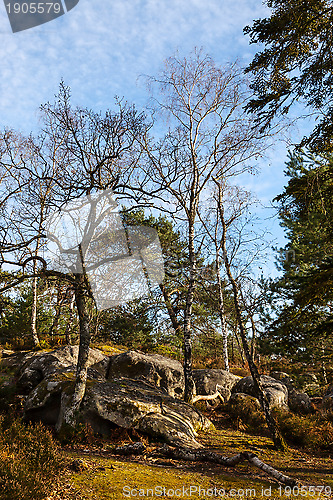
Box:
0 0 270 126
0 0 309 275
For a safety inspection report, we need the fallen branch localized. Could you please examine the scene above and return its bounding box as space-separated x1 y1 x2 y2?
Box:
115 442 299 487
192 392 224 404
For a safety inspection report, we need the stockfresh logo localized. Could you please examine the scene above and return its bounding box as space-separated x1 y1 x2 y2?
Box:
45 189 165 311
3 0 79 33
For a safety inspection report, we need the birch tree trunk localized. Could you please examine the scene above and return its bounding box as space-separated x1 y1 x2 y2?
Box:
214 179 286 451
249 313 257 363
31 276 40 348
30 256 40 349
215 255 229 371
183 220 196 403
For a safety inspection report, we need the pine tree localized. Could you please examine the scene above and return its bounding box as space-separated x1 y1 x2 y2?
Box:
260 149 333 367
244 0 333 152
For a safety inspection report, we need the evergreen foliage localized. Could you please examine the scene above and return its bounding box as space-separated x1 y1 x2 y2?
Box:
0 280 54 346
245 0 333 151
260 150 333 364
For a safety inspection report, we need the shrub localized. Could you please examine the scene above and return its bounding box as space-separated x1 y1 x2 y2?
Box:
152 344 182 361
227 394 268 435
0 416 65 500
57 421 95 446
230 366 250 378
0 383 19 414
274 409 333 450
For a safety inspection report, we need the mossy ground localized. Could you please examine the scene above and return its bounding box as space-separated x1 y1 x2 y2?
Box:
65 427 333 500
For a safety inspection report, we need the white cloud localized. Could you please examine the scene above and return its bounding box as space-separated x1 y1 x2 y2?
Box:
0 0 294 272
0 0 269 131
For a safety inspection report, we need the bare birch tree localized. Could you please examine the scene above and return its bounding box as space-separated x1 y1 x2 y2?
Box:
0 131 48 348
212 177 286 450
141 49 271 402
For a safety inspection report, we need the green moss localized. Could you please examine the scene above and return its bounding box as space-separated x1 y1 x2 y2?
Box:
70 455 230 500
53 371 75 382
199 427 333 487
91 344 124 356
68 451 332 500
66 426 333 499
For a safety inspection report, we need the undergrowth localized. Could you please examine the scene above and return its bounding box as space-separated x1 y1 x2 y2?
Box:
274 409 333 450
0 415 65 500
210 401 333 451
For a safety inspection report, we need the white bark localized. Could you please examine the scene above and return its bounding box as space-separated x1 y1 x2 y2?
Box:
192 392 224 404
31 274 40 348
116 443 299 487
216 255 229 371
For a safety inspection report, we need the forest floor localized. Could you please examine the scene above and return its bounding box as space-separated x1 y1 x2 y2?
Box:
1 348 332 499
56 425 333 500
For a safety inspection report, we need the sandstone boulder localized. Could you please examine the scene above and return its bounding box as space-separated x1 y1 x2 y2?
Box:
107 350 184 399
270 371 295 390
16 346 109 393
0 351 30 370
232 375 289 410
193 369 240 403
270 371 315 414
322 385 333 414
227 393 266 431
228 392 262 413
24 374 213 448
287 388 316 414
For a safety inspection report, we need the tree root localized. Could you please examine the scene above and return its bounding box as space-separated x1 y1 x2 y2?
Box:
115 442 299 487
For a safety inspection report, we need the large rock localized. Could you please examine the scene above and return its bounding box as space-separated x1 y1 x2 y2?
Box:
270 371 315 414
0 351 30 370
270 371 295 390
16 346 109 393
287 388 316 414
232 375 289 410
228 392 262 414
107 350 184 399
193 369 241 402
227 393 266 431
322 385 333 414
24 374 213 449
